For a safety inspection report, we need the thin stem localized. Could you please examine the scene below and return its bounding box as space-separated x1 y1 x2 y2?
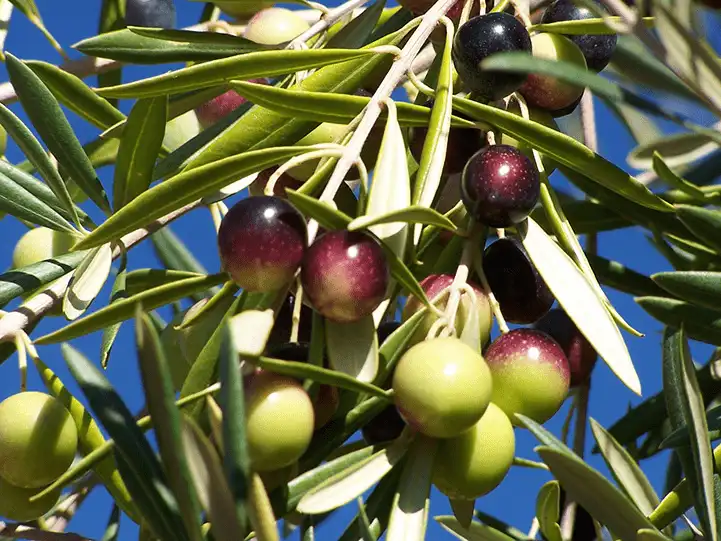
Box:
290 281 304 343
440 222 480 337
290 0 368 47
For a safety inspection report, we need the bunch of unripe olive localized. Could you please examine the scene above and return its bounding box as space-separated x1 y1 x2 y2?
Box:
0 392 78 522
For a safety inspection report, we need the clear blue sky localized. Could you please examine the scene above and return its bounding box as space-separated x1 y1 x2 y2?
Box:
0 1 719 539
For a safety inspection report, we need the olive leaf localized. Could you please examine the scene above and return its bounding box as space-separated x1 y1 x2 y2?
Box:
435 516 518 540
529 17 654 35
536 481 562 541
517 218 641 395
628 132 719 171
325 317 380 384
63 243 113 321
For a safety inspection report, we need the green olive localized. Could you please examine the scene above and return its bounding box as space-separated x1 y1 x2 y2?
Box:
243 7 310 45
0 392 78 489
246 372 315 472
214 1 275 19
392 337 492 439
0 476 61 522
12 227 74 270
433 402 515 500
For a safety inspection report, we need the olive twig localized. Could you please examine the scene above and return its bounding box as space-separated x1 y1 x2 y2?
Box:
440 222 481 337
290 282 305 344
290 0 368 49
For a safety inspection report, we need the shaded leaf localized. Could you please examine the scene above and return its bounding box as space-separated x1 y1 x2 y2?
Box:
628 132 719 170
652 271 721 312
326 0 386 49
0 169 76 232
536 481 562 541
326 317 379 383
677 205 721 253
100 263 128 368
637 297 721 346
436 516 517 540
348 205 457 232
125 269 203 297
63 244 113 321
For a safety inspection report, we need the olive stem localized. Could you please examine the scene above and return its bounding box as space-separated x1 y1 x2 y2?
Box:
14 334 26 392
307 0 459 245
290 0 368 48
290 282 304 343
209 202 224 233
0 200 202 344
527 517 540 539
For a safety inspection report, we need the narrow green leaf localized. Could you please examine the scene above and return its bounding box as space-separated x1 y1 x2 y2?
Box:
587 254 665 298
516 414 576 456
257 355 391 399
74 28 268 64
677 205 721 253
652 271 721 312
652 153 707 201
662 326 718 540
64 243 113 321
348 205 458 233
628 132 719 171
536 481 562 541
590 418 660 516
0 170 77 232
228 80 476 128
114 96 168 209
101 505 121 541
286 189 353 230
25 60 126 130
124 269 203 297
6 53 111 214
458 97 672 212
219 322 250 533
297 431 412 515
247 472 280 541
96 49 383 99
100 263 128 368
181 416 245 541
136 310 205 541
151 226 208 275
75 147 310 251
62 344 190 541
436 516 517 540
537 446 658 541
35 273 228 344
530 16 654 34
663 405 721 448
386 436 435 541
326 316 379 384
518 218 641 395
326 0 386 49
0 250 86 308
0 104 82 227
637 297 721 346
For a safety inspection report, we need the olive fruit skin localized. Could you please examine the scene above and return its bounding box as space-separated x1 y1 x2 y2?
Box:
125 0 175 29
362 404 407 444
243 7 311 45
433 403 515 500
519 33 587 111
541 0 617 72
12 227 74 270
409 100 485 176
483 238 554 324
301 230 389 323
402 274 493 348
484 329 570 425
0 476 61 522
461 144 540 228
452 13 532 101
162 110 201 151
195 79 267 129
534 309 597 387
392 337 492 438
218 196 307 293
214 0 274 18
548 92 583 118
501 100 559 173
0 392 78 489
245 372 315 472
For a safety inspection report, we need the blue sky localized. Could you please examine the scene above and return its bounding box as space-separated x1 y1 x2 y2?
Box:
0 1 719 539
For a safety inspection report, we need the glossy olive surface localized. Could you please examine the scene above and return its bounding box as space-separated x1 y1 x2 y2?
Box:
452 13 532 100
218 196 307 293
243 7 311 45
0 475 61 522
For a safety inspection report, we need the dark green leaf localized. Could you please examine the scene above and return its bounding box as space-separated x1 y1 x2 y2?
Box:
586 254 665 297
26 60 126 130
638 297 721 345
286 189 353 230
96 49 384 98
652 153 708 201
100 259 128 368
662 326 718 539
517 414 576 456
35 273 228 344
62 344 189 541
219 323 250 533
114 96 168 210
653 271 721 311
326 0 386 49
136 310 205 541
74 28 270 64
124 269 203 297
677 205 721 253
5 54 111 214
0 104 83 226
75 146 311 250
0 250 86 308
0 170 77 232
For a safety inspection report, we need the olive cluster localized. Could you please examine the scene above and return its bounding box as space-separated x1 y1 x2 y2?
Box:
0 393 78 521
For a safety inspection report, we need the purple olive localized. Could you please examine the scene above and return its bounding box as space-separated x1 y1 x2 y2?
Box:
300 230 389 323
483 237 554 324
484 329 570 425
534 308 597 387
461 144 540 228
218 196 307 293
